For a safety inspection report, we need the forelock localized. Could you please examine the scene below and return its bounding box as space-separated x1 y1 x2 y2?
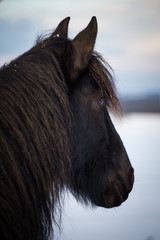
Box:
89 52 122 115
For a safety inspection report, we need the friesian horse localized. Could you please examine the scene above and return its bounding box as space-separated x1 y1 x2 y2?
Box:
0 17 134 240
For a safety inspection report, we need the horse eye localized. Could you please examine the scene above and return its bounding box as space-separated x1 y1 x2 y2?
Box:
98 98 106 106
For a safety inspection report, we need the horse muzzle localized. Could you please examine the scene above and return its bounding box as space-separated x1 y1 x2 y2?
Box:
99 166 134 208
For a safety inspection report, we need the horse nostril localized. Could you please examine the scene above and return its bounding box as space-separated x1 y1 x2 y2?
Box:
114 182 124 202
128 167 134 187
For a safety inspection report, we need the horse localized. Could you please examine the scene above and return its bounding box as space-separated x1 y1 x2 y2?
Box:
0 17 134 240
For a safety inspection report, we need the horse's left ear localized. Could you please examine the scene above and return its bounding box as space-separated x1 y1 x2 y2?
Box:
52 17 70 38
65 16 98 83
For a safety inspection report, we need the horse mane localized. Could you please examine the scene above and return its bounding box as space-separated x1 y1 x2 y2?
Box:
0 31 120 239
0 37 72 239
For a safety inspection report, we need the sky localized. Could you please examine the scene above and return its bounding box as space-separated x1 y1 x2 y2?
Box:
0 0 160 97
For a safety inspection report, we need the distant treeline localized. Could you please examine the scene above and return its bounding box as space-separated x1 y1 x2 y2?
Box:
120 94 160 113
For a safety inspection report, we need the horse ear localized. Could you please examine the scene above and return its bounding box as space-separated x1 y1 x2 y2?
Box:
52 17 70 38
65 16 97 83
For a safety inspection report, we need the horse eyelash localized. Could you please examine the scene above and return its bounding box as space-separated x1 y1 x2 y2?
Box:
98 94 113 106
98 98 107 106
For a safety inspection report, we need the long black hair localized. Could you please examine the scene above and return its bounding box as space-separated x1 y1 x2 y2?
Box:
0 17 121 240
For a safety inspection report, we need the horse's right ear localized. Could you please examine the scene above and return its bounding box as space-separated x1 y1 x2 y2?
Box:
65 16 98 84
51 17 70 38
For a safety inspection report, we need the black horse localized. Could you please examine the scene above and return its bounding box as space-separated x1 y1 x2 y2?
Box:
0 17 134 240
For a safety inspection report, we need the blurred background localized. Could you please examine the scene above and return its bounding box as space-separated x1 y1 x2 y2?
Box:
0 0 160 239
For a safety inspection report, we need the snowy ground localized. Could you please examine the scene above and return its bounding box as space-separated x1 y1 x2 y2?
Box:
55 113 160 240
